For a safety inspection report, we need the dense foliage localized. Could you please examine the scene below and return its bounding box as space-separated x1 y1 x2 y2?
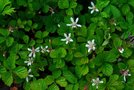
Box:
0 0 134 90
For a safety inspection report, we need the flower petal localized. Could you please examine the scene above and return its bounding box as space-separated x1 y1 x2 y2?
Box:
29 74 33 77
70 17 74 23
95 8 99 12
75 18 79 23
123 76 126 82
61 39 66 41
28 48 32 51
29 52 33 57
92 83 95 86
64 33 67 37
91 10 94 14
26 77 29 82
77 24 82 27
66 41 69 44
68 33 71 37
35 47 40 52
66 24 72 26
85 44 89 47
45 46 48 48
99 81 103 83
88 6 93 9
88 48 91 52
128 74 131 76
33 53 36 58
91 2 95 7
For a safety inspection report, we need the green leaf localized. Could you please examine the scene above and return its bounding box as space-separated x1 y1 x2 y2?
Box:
109 75 119 82
97 0 110 10
43 5 49 13
42 31 49 38
0 37 5 43
56 77 68 87
66 8 73 16
52 70 61 79
74 57 89 65
74 52 83 58
112 35 122 48
75 65 89 78
104 49 119 62
63 70 77 84
127 59 134 67
74 44 87 58
70 1 77 8
23 35 29 43
30 79 47 90
48 83 59 90
0 0 11 12
102 63 113 76
50 48 67 58
107 75 124 90
121 48 132 58
55 59 65 68
118 63 127 69
35 31 42 39
128 0 134 8
0 29 9 36
65 84 73 90
0 0 14 15
110 5 121 18
2 6 14 15
2 72 13 86
58 0 69 9
6 37 14 47
17 0 27 6
126 12 133 24
13 66 28 78
44 75 54 86
4 53 16 69
0 66 7 74
121 4 130 15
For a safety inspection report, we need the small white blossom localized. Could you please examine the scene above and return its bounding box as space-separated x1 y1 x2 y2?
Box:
120 69 131 82
88 2 99 14
28 47 40 58
118 47 124 54
26 69 33 82
40 46 50 53
85 39 96 52
66 17 81 28
92 77 103 89
61 33 73 44
24 58 34 66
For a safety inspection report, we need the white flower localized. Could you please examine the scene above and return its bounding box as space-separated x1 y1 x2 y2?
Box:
88 2 99 14
61 33 73 44
66 17 81 28
92 77 103 89
118 47 124 54
24 58 34 66
85 39 96 52
40 46 50 53
28 47 40 58
120 69 131 82
26 69 33 82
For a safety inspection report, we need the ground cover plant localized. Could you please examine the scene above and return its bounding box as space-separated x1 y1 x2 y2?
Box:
0 0 134 90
